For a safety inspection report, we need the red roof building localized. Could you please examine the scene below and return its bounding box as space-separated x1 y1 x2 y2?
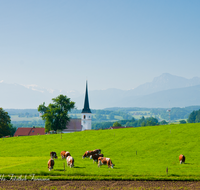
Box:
14 127 45 137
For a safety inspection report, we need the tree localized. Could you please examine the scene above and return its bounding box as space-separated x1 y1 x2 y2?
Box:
146 117 159 126
179 120 187 124
38 95 75 132
0 108 12 137
113 121 122 127
195 111 200 123
160 120 168 125
187 109 200 123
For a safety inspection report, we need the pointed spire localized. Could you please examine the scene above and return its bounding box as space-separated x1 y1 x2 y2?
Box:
81 81 92 113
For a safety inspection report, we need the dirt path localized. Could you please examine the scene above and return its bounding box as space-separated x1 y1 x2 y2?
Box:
1 180 200 190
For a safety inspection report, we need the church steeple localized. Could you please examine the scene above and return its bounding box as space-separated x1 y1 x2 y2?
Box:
81 81 92 113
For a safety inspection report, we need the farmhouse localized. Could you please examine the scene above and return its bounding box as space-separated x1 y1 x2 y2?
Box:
14 127 45 137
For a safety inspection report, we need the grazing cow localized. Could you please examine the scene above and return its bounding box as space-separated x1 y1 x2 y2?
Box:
50 151 58 159
61 151 71 159
179 154 186 164
47 158 54 171
66 156 74 168
61 151 66 159
82 150 97 159
93 149 101 154
90 153 104 163
65 151 71 158
98 157 114 168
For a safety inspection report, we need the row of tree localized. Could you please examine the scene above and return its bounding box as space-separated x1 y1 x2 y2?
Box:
2 95 200 136
92 116 169 130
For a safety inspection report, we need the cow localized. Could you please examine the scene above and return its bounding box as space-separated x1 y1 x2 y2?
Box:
179 154 186 164
90 153 104 163
61 151 71 159
61 151 66 159
47 158 54 171
65 151 71 158
66 156 74 168
93 149 101 154
82 150 97 159
98 157 114 168
50 151 58 159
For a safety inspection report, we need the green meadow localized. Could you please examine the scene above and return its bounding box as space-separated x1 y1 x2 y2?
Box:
0 123 200 180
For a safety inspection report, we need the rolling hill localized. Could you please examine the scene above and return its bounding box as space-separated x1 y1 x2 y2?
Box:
0 123 200 180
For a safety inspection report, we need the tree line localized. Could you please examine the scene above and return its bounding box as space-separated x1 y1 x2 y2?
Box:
1 96 200 137
92 116 168 130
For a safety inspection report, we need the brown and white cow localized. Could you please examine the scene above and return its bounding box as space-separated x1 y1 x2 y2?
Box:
61 151 71 159
47 158 54 171
82 150 96 159
65 151 71 158
90 153 104 163
50 151 58 159
98 157 114 168
61 151 66 159
66 156 74 168
179 154 186 164
82 149 101 159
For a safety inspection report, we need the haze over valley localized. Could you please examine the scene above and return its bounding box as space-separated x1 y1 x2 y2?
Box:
1 73 200 109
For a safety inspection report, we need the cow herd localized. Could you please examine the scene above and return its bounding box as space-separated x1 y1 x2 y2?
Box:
48 150 185 171
47 149 115 171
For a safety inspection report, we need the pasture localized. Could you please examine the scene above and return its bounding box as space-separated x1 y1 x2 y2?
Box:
0 123 200 180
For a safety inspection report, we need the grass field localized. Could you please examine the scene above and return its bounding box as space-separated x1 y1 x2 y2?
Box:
0 123 200 180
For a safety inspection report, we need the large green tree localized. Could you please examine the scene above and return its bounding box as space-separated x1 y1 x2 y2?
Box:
0 108 11 137
38 95 75 132
187 109 200 123
113 121 122 127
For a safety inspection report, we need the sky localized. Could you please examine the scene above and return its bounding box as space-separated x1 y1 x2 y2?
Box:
0 0 200 93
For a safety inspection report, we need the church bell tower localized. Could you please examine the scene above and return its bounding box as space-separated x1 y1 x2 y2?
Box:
81 81 92 130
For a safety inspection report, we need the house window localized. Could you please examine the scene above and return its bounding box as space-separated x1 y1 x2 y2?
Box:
83 115 86 119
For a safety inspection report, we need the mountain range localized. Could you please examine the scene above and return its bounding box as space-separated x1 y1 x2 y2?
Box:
1 73 200 109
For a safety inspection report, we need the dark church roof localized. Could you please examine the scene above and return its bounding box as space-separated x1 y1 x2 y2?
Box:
81 81 92 113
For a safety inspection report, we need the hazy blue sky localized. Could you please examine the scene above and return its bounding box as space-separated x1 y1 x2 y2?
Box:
0 0 200 93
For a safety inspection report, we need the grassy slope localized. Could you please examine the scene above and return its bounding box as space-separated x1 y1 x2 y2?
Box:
0 123 200 180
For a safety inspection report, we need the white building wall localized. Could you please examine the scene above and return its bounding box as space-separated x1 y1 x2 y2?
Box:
81 113 92 130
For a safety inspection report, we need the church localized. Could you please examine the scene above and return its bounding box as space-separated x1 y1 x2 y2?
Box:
62 81 92 133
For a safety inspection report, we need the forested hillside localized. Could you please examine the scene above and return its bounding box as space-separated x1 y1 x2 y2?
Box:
4 106 200 130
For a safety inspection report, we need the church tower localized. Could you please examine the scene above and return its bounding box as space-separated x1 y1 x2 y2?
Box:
81 81 92 130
